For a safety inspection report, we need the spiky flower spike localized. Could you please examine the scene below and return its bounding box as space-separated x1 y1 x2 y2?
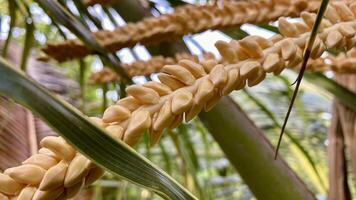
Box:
41 0 317 62
89 68 120 84
0 1 354 200
306 48 356 73
89 48 355 85
89 52 215 84
215 0 355 158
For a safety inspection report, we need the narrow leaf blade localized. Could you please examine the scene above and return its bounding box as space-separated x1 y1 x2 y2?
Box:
275 0 330 158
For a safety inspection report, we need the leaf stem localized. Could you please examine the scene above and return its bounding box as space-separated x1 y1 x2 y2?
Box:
275 0 330 159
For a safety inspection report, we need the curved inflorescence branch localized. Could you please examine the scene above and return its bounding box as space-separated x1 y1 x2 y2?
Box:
41 0 319 62
89 67 119 84
89 47 356 85
89 52 215 84
216 1 355 67
306 48 356 73
0 1 354 200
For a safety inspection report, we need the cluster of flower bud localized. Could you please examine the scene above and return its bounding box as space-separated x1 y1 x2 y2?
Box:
0 1 354 199
41 0 317 62
305 48 356 73
89 52 215 84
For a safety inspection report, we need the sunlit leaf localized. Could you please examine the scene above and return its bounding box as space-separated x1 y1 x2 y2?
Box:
243 89 327 193
304 73 356 111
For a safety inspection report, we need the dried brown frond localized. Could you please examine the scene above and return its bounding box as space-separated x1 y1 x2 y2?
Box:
42 0 318 62
0 42 78 172
327 62 356 198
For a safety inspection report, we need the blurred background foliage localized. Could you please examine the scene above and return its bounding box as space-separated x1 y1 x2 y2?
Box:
0 0 353 199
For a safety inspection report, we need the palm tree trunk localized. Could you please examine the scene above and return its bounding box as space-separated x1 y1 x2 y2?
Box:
328 75 356 199
328 103 351 200
335 75 356 180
